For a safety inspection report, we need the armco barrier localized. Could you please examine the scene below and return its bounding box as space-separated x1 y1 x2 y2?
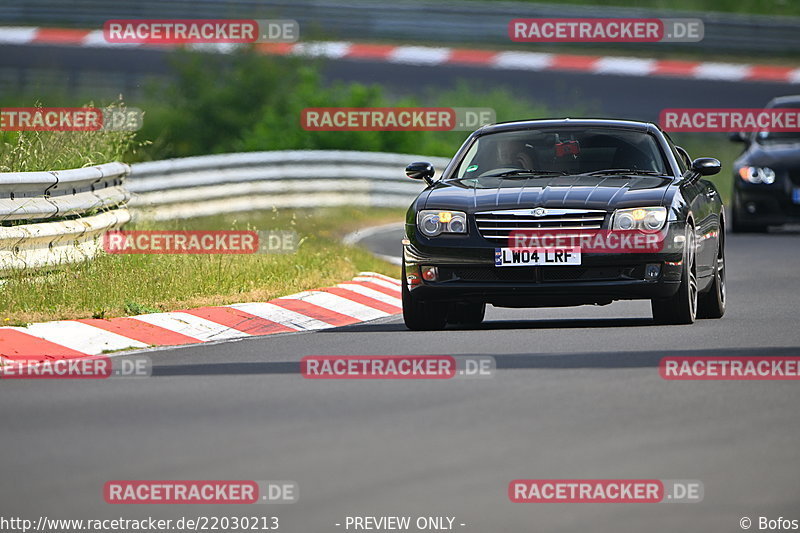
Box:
0 150 448 270
128 150 449 220
0 162 130 272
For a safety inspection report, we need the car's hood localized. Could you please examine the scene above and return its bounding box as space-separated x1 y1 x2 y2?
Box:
423 175 673 212
737 142 800 168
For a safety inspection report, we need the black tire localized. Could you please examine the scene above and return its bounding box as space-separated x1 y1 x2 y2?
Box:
651 225 698 325
697 227 726 319
447 302 486 327
402 262 447 331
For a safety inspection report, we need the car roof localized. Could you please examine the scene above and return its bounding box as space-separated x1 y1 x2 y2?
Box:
766 95 800 108
477 118 656 136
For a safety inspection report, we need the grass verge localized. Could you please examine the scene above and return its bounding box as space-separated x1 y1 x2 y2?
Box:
0 102 139 172
0 207 403 325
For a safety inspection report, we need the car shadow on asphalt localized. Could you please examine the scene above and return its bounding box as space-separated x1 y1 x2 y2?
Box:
150 345 800 376
324 317 654 333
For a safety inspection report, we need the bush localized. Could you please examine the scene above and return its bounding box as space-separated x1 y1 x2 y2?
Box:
139 47 559 160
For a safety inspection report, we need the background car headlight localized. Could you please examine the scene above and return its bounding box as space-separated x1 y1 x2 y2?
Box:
612 207 667 232
739 166 776 184
417 210 468 237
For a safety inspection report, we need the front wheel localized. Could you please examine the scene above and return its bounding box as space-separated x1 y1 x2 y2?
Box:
652 226 698 325
402 262 447 331
697 229 726 319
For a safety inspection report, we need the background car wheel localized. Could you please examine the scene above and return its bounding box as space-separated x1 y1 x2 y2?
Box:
651 227 698 325
402 262 447 331
447 302 486 327
697 229 727 319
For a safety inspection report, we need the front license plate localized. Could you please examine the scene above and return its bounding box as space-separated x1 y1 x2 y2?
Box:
793 188 800 204
495 248 581 267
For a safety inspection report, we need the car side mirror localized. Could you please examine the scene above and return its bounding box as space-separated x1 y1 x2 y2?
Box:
405 162 435 185
691 157 721 176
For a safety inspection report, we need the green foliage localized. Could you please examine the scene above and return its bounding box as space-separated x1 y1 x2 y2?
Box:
139 48 559 159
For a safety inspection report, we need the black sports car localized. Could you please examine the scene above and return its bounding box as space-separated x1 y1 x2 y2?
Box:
402 119 726 330
730 95 800 232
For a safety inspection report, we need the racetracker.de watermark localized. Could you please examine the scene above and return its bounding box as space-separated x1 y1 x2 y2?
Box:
508 229 665 253
104 480 298 504
509 479 703 503
660 108 800 132
103 230 298 254
301 107 496 131
0 356 151 379
301 355 495 379
509 18 703 42
0 107 144 132
104 19 299 43
660 356 800 380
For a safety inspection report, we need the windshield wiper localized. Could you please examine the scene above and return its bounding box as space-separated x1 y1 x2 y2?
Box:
584 168 667 176
484 169 569 178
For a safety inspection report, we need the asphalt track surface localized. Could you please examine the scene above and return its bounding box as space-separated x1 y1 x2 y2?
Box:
2 226 800 532
1 44 798 120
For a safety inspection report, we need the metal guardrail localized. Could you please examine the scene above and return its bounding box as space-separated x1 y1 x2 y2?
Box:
0 162 130 271
1 0 799 55
128 150 448 221
0 150 445 271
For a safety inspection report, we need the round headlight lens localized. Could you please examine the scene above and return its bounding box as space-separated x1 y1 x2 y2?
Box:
616 213 635 230
644 212 665 231
420 213 442 237
448 218 466 233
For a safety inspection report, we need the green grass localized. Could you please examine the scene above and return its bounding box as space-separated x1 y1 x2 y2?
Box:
0 207 402 324
0 101 139 172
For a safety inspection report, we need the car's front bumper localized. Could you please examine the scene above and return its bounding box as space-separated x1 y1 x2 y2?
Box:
735 187 800 226
403 242 683 307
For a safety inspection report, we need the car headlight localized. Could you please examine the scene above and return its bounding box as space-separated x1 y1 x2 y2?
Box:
417 210 468 237
612 207 667 232
738 166 776 184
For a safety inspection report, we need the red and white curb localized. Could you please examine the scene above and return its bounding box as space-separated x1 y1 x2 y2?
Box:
1 26 798 84
0 272 401 364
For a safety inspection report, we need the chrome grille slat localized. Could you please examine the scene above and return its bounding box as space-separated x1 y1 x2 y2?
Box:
475 217 605 223
475 208 606 242
480 225 601 231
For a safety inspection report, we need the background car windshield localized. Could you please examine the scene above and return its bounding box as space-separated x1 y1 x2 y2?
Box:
757 102 800 144
455 128 668 180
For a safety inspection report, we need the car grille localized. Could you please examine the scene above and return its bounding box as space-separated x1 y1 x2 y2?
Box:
475 208 607 243
789 169 800 186
438 265 644 283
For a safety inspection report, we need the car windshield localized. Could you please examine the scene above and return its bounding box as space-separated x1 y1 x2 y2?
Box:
453 127 669 181
756 102 800 144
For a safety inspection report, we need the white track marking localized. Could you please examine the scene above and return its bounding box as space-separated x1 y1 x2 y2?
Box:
492 51 553 71
9 322 147 355
389 46 451 65
228 302 332 330
693 62 749 81
337 283 403 307
132 312 249 342
281 291 387 321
